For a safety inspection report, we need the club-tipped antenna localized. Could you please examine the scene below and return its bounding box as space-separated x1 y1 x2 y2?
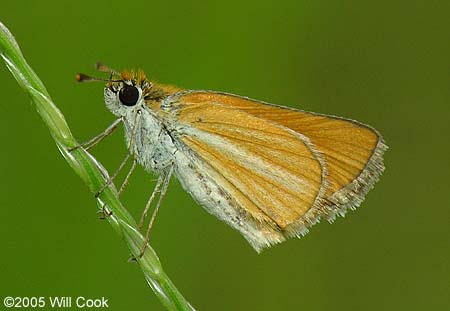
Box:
75 73 123 83
76 73 103 82
96 61 119 75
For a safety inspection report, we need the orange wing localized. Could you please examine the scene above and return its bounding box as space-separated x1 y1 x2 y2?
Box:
174 100 327 233
177 91 387 221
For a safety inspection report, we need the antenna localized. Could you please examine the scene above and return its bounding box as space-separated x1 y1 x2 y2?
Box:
96 61 118 75
75 72 123 83
75 73 107 82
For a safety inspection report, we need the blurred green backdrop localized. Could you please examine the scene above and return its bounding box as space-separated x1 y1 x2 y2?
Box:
1 1 449 310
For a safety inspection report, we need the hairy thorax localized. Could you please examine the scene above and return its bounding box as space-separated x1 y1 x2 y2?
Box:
123 108 178 173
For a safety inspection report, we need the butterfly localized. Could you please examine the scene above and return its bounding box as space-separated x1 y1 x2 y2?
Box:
76 63 387 253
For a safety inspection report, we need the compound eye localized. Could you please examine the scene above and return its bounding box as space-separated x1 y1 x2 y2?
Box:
119 85 139 106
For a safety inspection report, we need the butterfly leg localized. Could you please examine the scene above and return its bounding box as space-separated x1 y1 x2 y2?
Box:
95 109 143 198
97 207 113 219
97 158 137 220
118 158 137 196
68 117 122 152
138 173 165 230
95 152 131 198
139 165 174 257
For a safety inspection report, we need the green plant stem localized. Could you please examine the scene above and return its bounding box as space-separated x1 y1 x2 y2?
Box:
0 21 195 311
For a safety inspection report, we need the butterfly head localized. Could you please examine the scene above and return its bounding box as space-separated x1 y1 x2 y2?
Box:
76 63 182 120
103 69 153 118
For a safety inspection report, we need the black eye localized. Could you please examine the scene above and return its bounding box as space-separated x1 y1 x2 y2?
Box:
119 85 139 106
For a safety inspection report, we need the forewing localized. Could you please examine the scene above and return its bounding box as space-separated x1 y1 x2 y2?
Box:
177 91 387 220
173 100 326 230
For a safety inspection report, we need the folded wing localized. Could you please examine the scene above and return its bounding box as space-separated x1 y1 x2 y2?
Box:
177 91 387 222
175 99 327 232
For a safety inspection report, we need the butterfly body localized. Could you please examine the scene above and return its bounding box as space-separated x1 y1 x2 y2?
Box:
100 69 387 252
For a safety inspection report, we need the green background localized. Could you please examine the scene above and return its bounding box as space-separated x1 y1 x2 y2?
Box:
1 1 448 310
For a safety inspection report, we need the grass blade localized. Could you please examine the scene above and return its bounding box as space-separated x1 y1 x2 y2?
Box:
0 20 195 311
